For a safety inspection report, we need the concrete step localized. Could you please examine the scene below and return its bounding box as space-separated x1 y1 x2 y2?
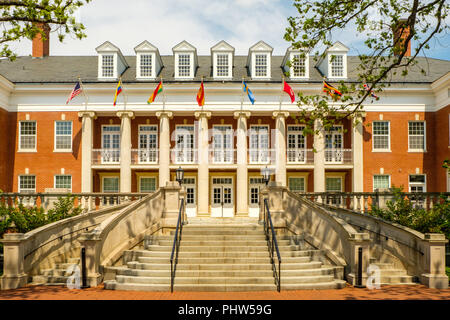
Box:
181 226 264 231
281 280 347 290
32 275 70 284
135 249 320 258
181 230 265 235
153 239 293 247
116 267 335 278
157 235 268 241
144 244 306 253
376 269 408 276
137 256 311 264
370 263 395 270
54 263 79 270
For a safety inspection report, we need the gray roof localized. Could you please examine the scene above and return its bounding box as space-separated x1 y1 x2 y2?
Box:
0 55 448 84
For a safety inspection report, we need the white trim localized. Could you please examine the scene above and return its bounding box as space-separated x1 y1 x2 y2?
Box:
289 52 309 79
18 120 37 152
98 53 117 80
101 175 120 193
407 121 427 152
53 120 73 153
372 120 391 152
213 52 233 79
373 174 391 191
251 52 271 80
136 52 156 80
328 53 347 79
18 174 36 193
174 52 194 80
408 174 427 192
54 174 72 192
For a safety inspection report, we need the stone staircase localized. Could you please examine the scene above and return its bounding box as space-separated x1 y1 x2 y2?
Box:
104 220 347 291
32 257 81 286
368 261 417 285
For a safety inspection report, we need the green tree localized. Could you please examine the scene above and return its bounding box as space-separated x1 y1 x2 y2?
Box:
284 0 449 133
0 0 92 60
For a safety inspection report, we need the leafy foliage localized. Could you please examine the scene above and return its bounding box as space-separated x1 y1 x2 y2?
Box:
284 0 449 134
370 187 450 240
0 195 82 254
0 0 92 60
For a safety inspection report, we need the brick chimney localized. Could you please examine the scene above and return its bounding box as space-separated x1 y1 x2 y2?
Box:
32 23 50 58
393 19 411 57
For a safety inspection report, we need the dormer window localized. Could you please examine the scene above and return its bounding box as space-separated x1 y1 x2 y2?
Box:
134 41 163 80
96 41 129 80
216 54 229 77
247 41 273 80
330 54 344 78
211 41 234 80
101 54 114 78
139 54 152 77
178 54 191 77
173 41 198 80
255 54 268 77
282 47 309 80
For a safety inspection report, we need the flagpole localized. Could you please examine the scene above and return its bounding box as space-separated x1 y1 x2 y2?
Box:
161 77 166 111
78 76 89 111
279 76 284 111
241 78 245 111
120 77 127 111
201 76 204 112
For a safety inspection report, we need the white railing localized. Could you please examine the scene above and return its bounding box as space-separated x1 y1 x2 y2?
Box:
170 148 198 164
92 149 120 165
287 148 314 164
248 148 273 164
131 149 158 164
325 148 352 164
209 148 235 164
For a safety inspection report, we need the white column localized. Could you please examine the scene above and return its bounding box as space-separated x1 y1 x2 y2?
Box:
117 111 134 193
195 111 211 217
352 113 365 192
314 118 326 192
273 111 289 187
234 111 251 216
78 111 96 193
156 111 173 189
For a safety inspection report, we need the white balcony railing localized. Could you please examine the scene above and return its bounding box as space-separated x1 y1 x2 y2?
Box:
325 149 352 164
210 148 235 164
171 148 198 164
287 148 314 164
131 148 158 164
248 148 273 164
92 149 120 165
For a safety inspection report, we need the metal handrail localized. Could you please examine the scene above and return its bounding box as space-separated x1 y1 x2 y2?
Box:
170 198 185 293
263 198 282 292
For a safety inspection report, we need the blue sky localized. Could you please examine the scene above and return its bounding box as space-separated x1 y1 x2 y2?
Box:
11 0 450 60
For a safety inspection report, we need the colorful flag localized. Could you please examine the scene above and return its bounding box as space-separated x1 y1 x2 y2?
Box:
196 80 205 107
243 81 255 105
66 81 82 104
148 81 163 104
283 81 295 103
363 84 379 99
323 80 342 99
113 80 123 106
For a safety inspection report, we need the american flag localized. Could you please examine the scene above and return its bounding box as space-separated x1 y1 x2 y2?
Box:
66 81 82 104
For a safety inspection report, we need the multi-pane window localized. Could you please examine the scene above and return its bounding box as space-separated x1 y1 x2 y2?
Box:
140 177 156 193
330 55 344 77
249 177 264 205
175 125 195 163
289 177 305 192
102 54 114 78
216 54 229 77
255 54 268 77
140 54 153 77
139 125 158 163
409 175 426 192
19 175 36 193
249 126 269 163
287 126 306 162
178 54 191 77
326 177 342 192
373 175 390 191
372 121 390 150
55 121 72 151
292 54 306 77
408 121 425 150
19 121 37 150
103 177 119 193
55 175 72 190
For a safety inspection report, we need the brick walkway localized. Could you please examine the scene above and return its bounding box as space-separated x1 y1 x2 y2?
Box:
0 284 449 300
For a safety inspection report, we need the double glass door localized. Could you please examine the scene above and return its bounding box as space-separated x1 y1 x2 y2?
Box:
211 177 234 217
102 126 120 163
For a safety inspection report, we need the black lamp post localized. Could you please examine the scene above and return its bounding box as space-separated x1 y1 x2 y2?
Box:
263 166 270 186
176 167 184 186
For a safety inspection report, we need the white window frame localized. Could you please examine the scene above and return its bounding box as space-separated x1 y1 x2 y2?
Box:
138 125 158 164
249 125 270 164
99 54 116 79
373 175 391 191
408 174 427 192
102 176 120 193
252 52 271 79
54 121 73 152
372 121 391 152
18 175 36 193
139 176 157 193
289 52 309 79
174 124 196 164
328 54 346 79
213 52 232 79
287 125 307 163
408 121 426 152
136 52 155 79
175 52 194 79
19 120 37 152
54 175 72 192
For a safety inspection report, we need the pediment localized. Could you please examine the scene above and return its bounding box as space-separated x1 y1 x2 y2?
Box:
134 40 159 52
327 41 349 52
211 40 235 53
95 41 120 53
172 40 197 52
249 40 273 52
